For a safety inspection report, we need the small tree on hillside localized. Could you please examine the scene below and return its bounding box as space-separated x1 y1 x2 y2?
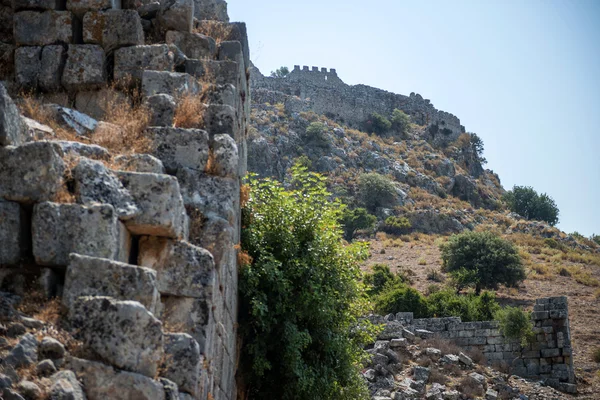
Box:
503 185 560 226
364 112 392 135
357 173 397 212
440 231 525 294
391 109 411 137
469 133 487 164
270 66 290 78
341 207 377 241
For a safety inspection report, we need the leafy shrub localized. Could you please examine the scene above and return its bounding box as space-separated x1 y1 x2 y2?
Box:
592 234 600 246
363 264 404 296
270 66 289 78
357 173 397 212
239 164 372 399
494 306 534 346
504 186 560 226
544 238 565 252
469 133 487 165
304 122 330 148
341 207 377 241
390 109 410 136
426 268 444 282
374 284 429 318
381 216 411 235
364 112 391 135
427 289 500 322
440 231 525 294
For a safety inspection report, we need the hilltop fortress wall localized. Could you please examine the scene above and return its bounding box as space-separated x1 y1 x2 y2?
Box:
251 64 465 144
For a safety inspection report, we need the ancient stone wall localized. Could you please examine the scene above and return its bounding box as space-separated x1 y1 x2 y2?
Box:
375 296 576 394
0 0 249 399
251 64 465 145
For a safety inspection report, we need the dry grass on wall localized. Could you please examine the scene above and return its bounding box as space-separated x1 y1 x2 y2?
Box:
173 93 206 129
193 21 233 44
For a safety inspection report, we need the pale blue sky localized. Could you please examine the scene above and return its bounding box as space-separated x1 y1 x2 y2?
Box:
228 0 600 237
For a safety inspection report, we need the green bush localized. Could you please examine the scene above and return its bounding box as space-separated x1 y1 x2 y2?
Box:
504 186 560 226
441 231 525 294
592 234 600 246
239 164 372 399
390 109 410 136
374 284 429 318
341 207 377 241
381 216 411 235
364 112 391 135
304 122 330 148
427 289 500 322
494 306 534 347
357 173 397 212
363 264 407 297
270 66 290 78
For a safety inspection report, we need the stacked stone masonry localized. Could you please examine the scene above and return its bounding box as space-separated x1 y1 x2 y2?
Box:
251 64 466 146
374 296 576 394
0 0 246 399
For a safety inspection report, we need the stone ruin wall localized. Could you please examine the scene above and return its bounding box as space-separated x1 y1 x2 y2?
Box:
374 296 576 394
0 0 248 399
250 64 466 145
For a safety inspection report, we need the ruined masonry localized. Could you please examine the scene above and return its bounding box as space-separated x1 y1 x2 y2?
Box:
0 0 246 399
372 296 576 394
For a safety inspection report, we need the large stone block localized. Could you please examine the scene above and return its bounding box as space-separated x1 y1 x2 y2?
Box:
0 141 65 203
71 296 163 377
114 45 174 85
145 127 209 173
138 237 214 298
211 133 238 178
73 157 140 220
157 0 193 33
176 169 238 222
83 10 144 52
204 104 238 137
55 140 110 160
75 89 131 120
146 94 176 127
0 201 27 266
13 0 57 10
141 70 200 98
69 357 166 400
161 296 211 352
40 45 67 92
185 59 239 87
113 154 165 174
32 202 125 266
14 46 42 90
193 0 228 22
0 83 25 147
62 45 107 92
163 333 201 396
67 0 120 17
63 253 160 314
165 31 216 59
117 172 187 238
14 11 73 46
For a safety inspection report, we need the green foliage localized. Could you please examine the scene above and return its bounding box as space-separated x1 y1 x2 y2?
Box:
469 133 487 165
295 155 313 170
504 186 560 226
364 112 391 135
390 109 411 136
239 164 372 400
544 238 566 252
357 173 397 212
363 264 407 297
427 289 500 322
374 284 429 318
592 234 600 246
440 231 525 294
304 122 330 148
494 306 534 347
270 66 290 78
341 207 377 241
381 216 411 235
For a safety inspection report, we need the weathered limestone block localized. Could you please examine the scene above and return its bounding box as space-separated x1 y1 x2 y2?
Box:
157 0 193 33
40 45 67 92
204 83 237 108
193 0 228 22
165 31 216 59
211 134 238 178
4 333 38 368
0 141 65 203
141 70 200 98
204 104 237 136
75 89 131 120
163 333 201 396
83 10 144 52
138 237 214 298
161 296 211 352
0 83 25 146
71 296 163 377
14 46 42 90
0 201 27 266
44 104 99 136
62 45 107 91
113 154 165 173
55 140 110 160
177 169 238 222
63 253 160 314
195 21 249 69
193 215 233 267
73 157 140 220
68 357 166 400
67 0 120 17
14 11 73 46
49 370 86 400
147 94 176 127
32 202 125 266
13 0 57 10
114 45 174 85
145 127 209 173
117 172 187 238
185 59 239 87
